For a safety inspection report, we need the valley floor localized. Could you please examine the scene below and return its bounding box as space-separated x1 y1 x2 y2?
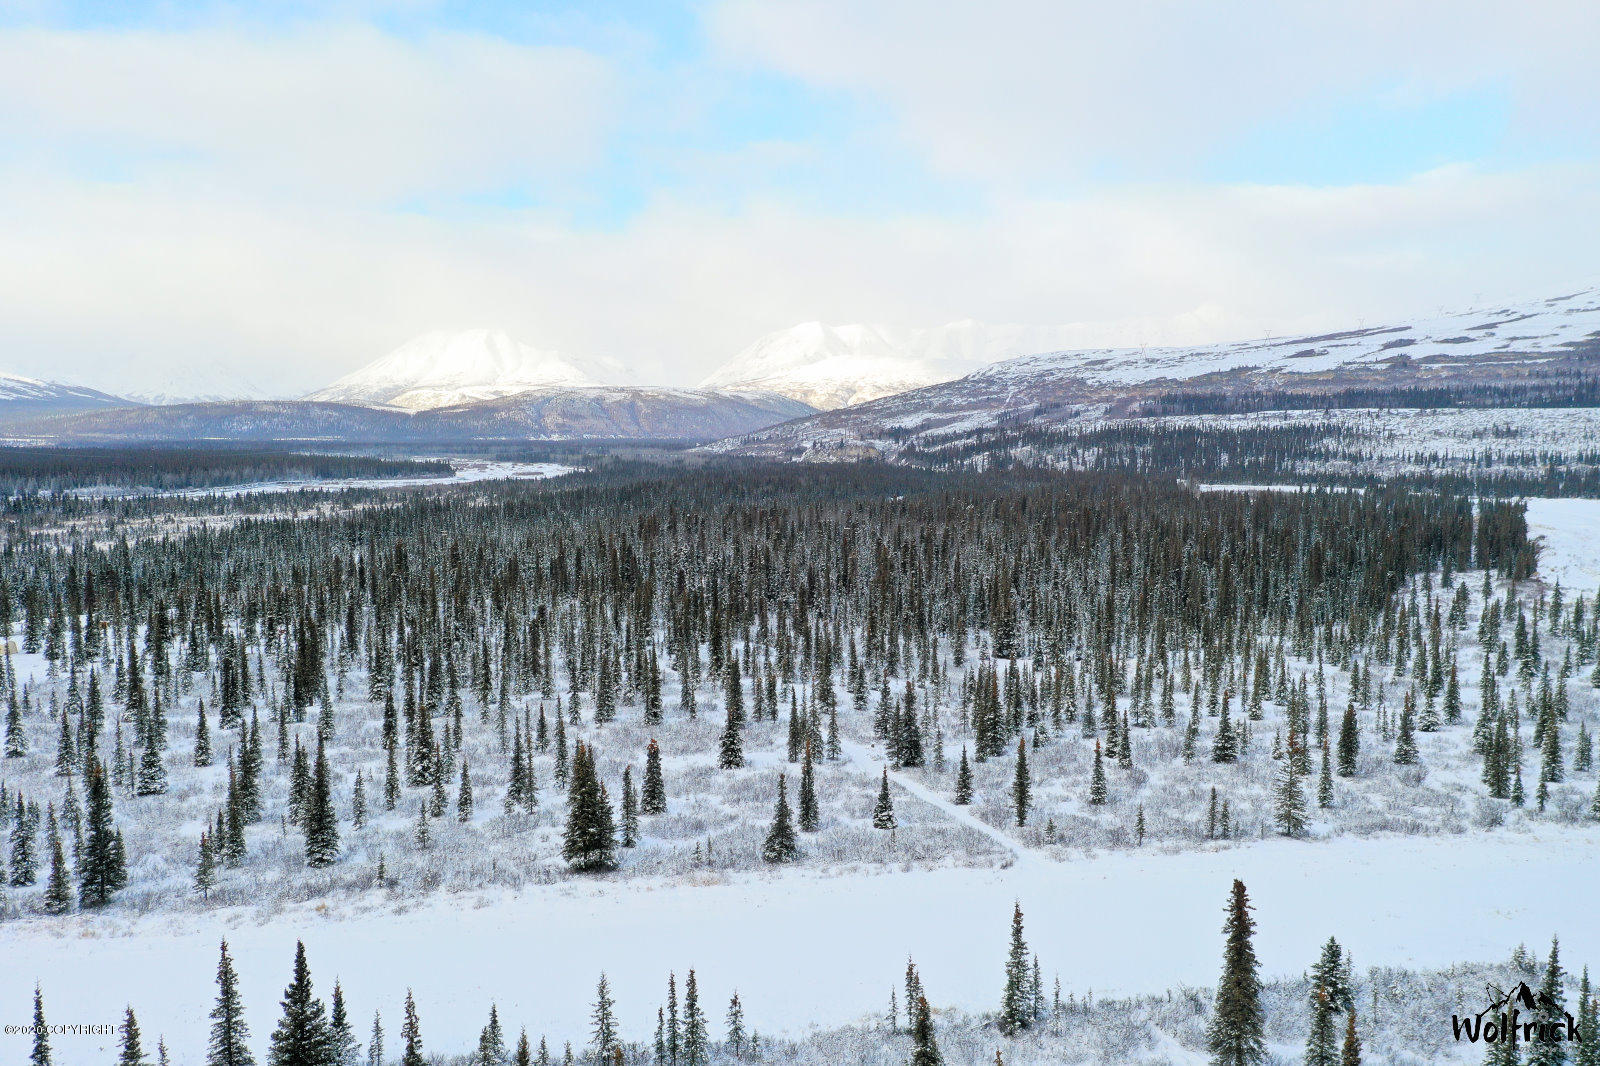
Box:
3 494 1596 1063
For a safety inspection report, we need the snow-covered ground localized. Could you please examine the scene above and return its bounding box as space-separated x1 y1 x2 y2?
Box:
1527 497 1600 591
973 287 1600 388
69 459 572 499
3 492 1595 1062
6 819 1596 1058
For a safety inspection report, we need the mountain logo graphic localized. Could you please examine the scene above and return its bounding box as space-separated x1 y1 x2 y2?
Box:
1451 981 1581 1046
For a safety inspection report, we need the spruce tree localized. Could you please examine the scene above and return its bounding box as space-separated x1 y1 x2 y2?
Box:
592 976 617 1062
999 902 1032 1035
718 704 744 770
330 983 359 1066
1528 936 1567 1066
120 1006 147 1066
1394 691 1419 765
268 941 333 1066
195 702 213 767
726 992 745 1058
762 773 799 863
80 757 126 908
682 970 707 1066
798 741 819 832
400 991 424 1066
42 814 72 915
1088 740 1107 805
1206 879 1265 1066
642 739 666 815
872 768 896 830
306 737 339 869
954 747 974 805
1306 987 1338 1066
562 742 617 872
1341 1011 1361 1066
620 766 639 848
1337 702 1359 776
1575 969 1596 1066
910 994 942 1066
31 986 50 1066
1275 746 1307 837
208 940 255 1066
457 759 474 823
1011 735 1030 827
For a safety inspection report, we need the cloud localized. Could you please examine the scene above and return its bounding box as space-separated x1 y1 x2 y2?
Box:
2 161 1595 396
0 9 1595 398
707 0 1600 185
0 23 617 202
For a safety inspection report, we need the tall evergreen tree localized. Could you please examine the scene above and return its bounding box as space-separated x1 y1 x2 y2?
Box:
208 940 255 1066
562 743 617 872
267 941 333 1066
762 773 799 863
642 739 667 815
80 757 126 908
1000 902 1033 1035
953 747 974 805
872 768 896 830
591 976 617 1061
682 970 707 1066
798 741 819 832
31 987 51 1066
1207 879 1265 1066
330 983 359 1066
1011 735 1030 827
42 813 72 915
1528 936 1568 1066
120 1006 147 1066
910 994 942 1066
305 737 339 869
400 991 424 1066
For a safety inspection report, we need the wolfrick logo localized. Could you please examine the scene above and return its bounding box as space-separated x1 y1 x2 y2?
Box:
1451 981 1581 1046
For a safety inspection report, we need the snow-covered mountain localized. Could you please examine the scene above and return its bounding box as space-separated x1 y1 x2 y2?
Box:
0 369 130 420
711 287 1600 457
701 321 1097 410
307 329 620 411
121 365 276 406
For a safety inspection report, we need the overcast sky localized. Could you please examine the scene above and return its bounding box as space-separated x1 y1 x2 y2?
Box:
1 1 1597 397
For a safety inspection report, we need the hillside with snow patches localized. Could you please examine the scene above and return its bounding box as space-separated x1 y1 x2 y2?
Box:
0 369 129 419
306 329 621 412
700 321 1103 410
712 287 1600 456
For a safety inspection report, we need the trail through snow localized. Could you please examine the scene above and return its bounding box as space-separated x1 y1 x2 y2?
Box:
841 737 1036 868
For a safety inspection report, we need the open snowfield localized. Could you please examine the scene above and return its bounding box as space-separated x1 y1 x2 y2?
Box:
70 458 572 499
4 823 1598 1058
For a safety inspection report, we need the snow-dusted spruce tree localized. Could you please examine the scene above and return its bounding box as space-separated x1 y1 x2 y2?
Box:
871 768 896 830
208 941 254 1066
999 903 1033 1035
1207 879 1265 1066
762 773 798 863
562 742 616 872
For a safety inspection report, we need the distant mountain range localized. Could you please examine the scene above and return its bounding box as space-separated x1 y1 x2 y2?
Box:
305 329 621 411
709 288 1600 458
698 320 1096 410
17 389 815 444
8 288 1600 447
0 372 129 421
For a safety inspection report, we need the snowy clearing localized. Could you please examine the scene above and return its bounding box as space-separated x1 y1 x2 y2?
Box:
4 826 1597 1059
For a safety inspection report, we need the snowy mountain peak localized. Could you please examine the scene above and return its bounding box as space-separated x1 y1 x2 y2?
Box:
701 320 1104 410
307 329 620 412
0 368 129 411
